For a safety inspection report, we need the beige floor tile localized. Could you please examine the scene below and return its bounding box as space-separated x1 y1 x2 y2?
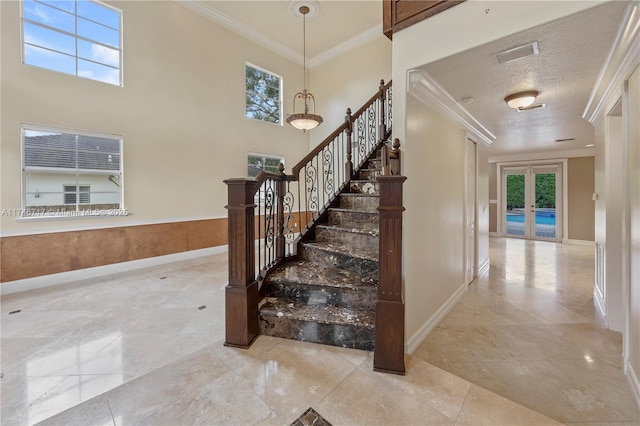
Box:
316 366 455 425
35 395 115 426
456 384 562 425
233 339 360 420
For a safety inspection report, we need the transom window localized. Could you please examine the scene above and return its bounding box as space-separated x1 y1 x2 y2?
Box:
245 64 282 125
23 126 123 216
22 0 122 85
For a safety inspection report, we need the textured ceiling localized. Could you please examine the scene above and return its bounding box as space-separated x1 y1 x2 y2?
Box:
198 0 381 59
422 1 629 157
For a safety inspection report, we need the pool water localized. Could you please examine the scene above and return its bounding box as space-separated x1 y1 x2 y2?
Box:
507 214 556 225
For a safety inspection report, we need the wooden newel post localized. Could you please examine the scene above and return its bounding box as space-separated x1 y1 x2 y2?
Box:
378 79 387 142
374 174 407 375
345 108 353 179
223 178 259 349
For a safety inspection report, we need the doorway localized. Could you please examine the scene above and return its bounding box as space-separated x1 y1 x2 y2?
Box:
502 164 563 241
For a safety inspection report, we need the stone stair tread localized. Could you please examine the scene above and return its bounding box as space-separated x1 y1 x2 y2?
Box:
328 207 378 214
259 297 375 328
340 192 379 198
303 241 377 262
316 224 379 237
267 261 377 289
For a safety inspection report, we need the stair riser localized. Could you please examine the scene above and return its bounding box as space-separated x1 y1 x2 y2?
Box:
339 195 379 212
328 210 378 231
316 227 378 253
357 170 380 180
264 282 376 309
259 315 375 351
350 181 379 195
300 244 378 276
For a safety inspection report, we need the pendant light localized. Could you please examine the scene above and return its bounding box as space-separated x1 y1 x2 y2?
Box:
286 5 323 131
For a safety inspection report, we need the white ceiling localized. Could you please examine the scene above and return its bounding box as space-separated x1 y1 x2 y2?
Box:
180 0 382 64
180 1 630 157
421 1 629 157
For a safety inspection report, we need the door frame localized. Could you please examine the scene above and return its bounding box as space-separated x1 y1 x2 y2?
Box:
497 159 568 242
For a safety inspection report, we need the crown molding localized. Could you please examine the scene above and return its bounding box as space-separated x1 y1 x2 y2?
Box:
408 69 496 146
175 1 382 69
176 0 303 65
583 2 640 124
488 147 595 163
308 24 383 68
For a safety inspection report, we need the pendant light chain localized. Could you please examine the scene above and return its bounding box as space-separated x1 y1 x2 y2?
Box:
302 10 306 94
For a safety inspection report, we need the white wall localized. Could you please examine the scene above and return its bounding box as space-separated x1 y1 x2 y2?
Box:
25 173 120 207
627 63 640 406
1 1 310 236
309 36 392 149
477 143 490 273
605 116 624 331
392 0 607 349
404 94 466 346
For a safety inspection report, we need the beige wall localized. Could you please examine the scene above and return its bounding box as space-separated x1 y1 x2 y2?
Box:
627 64 640 398
567 157 595 241
309 36 392 149
403 94 466 343
1 1 310 238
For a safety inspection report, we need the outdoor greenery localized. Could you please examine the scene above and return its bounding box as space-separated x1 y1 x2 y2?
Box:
246 65 281 124
506 173 556 210
248 154 282 178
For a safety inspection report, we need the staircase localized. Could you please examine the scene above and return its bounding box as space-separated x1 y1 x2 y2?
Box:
258 149 383 350
224 80 406 374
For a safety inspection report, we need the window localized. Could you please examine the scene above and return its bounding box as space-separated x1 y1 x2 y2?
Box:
248 153 284 178
246 64 282 124
23 126 123 217
64 185 90 204
22 0 122 85
248 153 284 206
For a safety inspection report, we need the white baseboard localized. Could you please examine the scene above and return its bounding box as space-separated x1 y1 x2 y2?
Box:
405 281 467 354
489 232 500 237
562 239 595 246
477 258 490 277
627 359 640 413
1 245 228 295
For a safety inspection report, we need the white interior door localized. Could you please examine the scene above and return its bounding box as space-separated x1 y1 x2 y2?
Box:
465 139 476 284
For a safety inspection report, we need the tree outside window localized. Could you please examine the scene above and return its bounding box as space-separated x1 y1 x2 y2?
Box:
246 64 282 124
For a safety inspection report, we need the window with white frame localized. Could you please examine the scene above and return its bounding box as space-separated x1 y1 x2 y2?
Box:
22 0 122 85
245 64 282 125
248 153 283 178
248 153 284 205
23 126 123 216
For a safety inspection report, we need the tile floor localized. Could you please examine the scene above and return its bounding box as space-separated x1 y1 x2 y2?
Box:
0 238 637 425
414 238 640 425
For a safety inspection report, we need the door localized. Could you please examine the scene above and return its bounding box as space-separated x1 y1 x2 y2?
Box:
465 139 476 284
503 164 562 241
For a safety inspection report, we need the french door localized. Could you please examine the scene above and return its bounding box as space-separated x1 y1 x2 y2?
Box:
503 164 562 241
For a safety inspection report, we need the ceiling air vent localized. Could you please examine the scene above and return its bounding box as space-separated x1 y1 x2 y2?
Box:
494 41 539 64
555 138 576 143
517 103 546 112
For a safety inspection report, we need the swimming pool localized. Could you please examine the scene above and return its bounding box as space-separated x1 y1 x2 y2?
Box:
507 213 556 225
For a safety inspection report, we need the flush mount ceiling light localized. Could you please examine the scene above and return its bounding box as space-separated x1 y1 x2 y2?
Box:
285 5 322 132
504 91 539 109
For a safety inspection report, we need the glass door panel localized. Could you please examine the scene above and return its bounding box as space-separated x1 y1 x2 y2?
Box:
533 172 557 239
505 172 526 237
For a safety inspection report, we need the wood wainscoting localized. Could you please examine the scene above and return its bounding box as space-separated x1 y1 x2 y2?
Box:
1 212 310 283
